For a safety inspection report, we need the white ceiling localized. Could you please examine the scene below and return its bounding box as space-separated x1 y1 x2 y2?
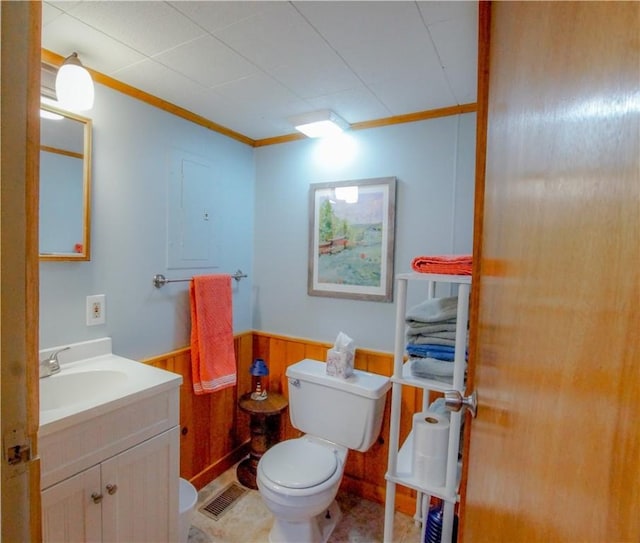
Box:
42 1 478 142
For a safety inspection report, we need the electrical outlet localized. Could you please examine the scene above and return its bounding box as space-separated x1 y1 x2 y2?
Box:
86 294 106 326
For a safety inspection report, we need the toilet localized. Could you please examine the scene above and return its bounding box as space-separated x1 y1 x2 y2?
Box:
178 478 198 543
256 358 391 543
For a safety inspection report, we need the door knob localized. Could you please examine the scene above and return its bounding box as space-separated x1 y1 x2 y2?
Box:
444 389 478 418
106 483 118 495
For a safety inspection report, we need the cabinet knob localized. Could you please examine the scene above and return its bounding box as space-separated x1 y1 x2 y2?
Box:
91 492 103 504
106 483 118 495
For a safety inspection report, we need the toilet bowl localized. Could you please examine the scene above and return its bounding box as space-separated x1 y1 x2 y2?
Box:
255 359 391 543
257 436 347 543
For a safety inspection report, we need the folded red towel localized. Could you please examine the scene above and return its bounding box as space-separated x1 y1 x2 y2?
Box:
190 275 237 394
411 254 472 275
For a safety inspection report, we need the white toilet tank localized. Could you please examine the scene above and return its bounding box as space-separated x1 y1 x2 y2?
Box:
286 359 391 452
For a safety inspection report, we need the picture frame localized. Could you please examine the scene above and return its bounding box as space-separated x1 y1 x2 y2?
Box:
308 177 396 302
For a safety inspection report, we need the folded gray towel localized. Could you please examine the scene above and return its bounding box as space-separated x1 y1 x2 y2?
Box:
410 357 459 382
405 321 458 333
406 329 458 341
405 296 458 325
407 336 457 347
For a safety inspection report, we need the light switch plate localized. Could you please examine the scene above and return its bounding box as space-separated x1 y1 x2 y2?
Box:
86 294 106 326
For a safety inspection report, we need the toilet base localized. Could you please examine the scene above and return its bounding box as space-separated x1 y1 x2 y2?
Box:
268 500 342 543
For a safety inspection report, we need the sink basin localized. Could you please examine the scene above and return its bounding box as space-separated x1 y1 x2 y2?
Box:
40 369 129 411
38 339 182 435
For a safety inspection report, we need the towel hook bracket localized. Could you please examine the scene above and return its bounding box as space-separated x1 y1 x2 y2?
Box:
153 274 168 288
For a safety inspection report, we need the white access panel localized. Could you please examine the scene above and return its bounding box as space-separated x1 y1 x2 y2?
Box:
167 149 217 269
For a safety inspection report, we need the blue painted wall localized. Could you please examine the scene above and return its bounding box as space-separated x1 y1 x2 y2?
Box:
254 114 476 353
39 84 255 360
39 82 475 359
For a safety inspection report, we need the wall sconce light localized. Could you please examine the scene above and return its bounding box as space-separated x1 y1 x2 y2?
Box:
289 109 350 138
55 52 94 112
249 358 269 401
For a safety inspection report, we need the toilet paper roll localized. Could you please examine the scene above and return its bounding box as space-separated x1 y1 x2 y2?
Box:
413 451 447 487
412 411 449 458
411 411 449 487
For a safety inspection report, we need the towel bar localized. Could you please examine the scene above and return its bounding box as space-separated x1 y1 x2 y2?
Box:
153 270 247 288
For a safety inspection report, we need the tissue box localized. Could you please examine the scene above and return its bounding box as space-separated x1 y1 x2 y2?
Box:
326 348 354 378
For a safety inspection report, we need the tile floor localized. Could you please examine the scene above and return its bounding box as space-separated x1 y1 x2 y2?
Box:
187 463 421 543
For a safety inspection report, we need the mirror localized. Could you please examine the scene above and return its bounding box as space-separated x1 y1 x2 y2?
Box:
39 103 92 261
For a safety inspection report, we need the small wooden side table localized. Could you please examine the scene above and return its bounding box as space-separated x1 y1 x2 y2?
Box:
237 392 288 490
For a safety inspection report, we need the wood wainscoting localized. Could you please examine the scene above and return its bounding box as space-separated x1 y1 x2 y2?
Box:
143 331 420 515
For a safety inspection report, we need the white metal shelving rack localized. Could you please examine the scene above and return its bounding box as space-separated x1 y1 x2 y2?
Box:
383 272 471 543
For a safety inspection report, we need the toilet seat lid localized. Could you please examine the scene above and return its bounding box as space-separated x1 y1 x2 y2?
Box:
261 440 337 489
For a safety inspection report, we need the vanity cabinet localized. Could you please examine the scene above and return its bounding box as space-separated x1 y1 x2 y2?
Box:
42 428 179 542
383 273 471 543
40 379 180 542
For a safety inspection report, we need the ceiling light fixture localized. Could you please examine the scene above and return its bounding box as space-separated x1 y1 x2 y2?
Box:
55 52 95 112
289 109 350 138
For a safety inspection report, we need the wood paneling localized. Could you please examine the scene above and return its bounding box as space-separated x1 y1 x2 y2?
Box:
144 331 420 515
144 334 253 490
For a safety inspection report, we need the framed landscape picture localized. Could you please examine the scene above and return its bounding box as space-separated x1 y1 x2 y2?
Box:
308 177 396 302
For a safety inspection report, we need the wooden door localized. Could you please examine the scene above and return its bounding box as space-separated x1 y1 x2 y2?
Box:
41 465 102 543
460 2 640 542
0 1 42 541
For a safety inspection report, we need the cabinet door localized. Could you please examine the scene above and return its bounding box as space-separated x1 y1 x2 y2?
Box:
41 465 102 543
101 426 179 543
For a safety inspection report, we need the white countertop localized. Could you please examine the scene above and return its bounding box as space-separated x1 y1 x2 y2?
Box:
39 338 182 436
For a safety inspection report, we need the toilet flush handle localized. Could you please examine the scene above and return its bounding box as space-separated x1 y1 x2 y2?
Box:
288 378 300 388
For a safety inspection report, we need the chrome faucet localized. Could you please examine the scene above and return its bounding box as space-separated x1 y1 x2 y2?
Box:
39 346 70 378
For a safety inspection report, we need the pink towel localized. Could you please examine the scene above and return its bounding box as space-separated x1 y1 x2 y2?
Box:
189 275 237 395
411 254 473 275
